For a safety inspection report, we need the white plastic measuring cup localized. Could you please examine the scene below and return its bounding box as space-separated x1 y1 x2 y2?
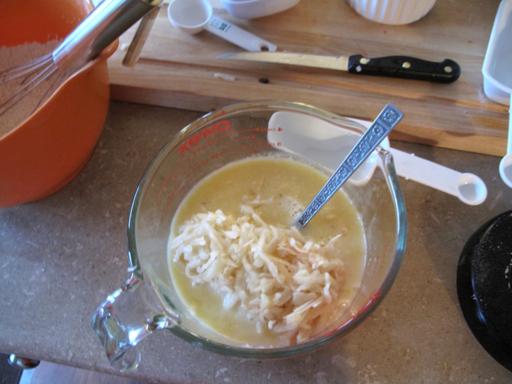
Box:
167 0 277 52
268 111 488 206
482 0 512 188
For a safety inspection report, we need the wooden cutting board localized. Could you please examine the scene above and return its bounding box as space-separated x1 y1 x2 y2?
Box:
108 0 508 156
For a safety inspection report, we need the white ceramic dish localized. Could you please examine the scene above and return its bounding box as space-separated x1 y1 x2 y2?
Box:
220 0 300 19
346 0 437 25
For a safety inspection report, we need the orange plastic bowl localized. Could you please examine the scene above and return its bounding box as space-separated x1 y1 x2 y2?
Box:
0 0 116 207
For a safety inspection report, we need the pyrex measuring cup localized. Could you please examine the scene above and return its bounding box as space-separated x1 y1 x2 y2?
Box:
92 101 406 371
167 0 277 51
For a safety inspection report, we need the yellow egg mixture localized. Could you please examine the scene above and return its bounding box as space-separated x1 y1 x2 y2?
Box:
167 157 366 346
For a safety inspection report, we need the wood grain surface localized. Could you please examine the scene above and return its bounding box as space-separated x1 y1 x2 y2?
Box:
108 0 508 156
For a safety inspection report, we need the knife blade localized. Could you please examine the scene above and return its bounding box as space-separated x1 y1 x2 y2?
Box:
220 51 461 83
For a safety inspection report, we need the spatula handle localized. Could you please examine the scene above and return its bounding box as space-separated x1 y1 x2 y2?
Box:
347 55 460 83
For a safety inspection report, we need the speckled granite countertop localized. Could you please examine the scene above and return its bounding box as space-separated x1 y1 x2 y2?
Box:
1 102 511 384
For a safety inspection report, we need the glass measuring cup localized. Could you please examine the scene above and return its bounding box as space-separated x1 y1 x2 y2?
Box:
92 101 407 371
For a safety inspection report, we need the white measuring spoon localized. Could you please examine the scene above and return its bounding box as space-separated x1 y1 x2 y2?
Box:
167 0 277 52
268 111 488 206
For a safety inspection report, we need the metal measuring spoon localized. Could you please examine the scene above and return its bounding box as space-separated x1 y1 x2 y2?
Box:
296 104 404 228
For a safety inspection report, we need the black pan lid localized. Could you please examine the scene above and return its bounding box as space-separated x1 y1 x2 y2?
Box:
457 210 512 372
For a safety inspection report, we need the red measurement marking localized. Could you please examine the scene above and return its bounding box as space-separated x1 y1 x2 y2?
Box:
179 120 233 154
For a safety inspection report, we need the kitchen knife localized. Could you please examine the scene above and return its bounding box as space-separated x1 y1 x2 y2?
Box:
220 51 461 83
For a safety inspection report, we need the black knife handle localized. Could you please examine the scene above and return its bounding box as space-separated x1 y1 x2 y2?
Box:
347 55 460 83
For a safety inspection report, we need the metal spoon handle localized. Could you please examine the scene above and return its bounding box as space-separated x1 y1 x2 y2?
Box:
296 104 404 228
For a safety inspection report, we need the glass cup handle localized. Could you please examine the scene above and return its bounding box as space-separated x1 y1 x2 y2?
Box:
91 272 178 371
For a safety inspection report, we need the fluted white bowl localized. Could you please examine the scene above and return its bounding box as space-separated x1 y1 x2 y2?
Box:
346 0 437 25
